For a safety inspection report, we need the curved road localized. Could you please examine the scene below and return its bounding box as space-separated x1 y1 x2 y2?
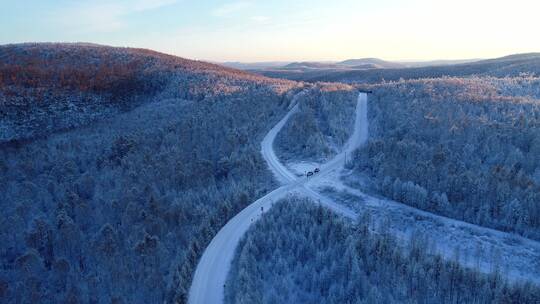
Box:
188 90 540 302
188 93 368 304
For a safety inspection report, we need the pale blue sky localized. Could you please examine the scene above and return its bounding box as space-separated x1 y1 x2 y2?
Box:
1 0 539 61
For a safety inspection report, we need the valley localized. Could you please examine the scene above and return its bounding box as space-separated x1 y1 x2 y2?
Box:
1 43 539 304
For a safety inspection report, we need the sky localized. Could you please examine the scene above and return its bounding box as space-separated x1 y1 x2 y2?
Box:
1 0 540 62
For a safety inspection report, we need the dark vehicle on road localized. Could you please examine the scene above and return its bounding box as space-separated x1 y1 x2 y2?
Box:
314 168 320 173
306 171 314 178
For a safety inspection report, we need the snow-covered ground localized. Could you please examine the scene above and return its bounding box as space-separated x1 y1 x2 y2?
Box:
318 180 540 284
189 91 539 304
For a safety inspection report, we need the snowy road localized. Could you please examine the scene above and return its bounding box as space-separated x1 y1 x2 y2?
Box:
188 93 367 304
188 90 540 303
260 102 299 184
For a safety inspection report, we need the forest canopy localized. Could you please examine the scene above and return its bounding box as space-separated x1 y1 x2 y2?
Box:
226 198 540 304
352 76 540 239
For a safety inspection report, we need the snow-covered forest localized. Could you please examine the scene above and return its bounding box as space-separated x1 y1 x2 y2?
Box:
0 94 292 303
0 43 301 303
0 43 294 143
225 198 540 303
275 83 358 162
2 43 540 304
352 76 540 239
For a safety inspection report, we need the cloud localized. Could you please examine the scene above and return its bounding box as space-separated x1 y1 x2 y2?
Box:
250 15 270 23
52 0 179 33
212 1 251 17
133 0 179 12
54 3 127 33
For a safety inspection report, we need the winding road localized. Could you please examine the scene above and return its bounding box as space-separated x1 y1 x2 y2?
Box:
188 90 540 303
188 93 368 304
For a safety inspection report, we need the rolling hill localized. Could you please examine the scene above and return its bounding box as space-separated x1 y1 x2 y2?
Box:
0 43 302 303
0 43 294 143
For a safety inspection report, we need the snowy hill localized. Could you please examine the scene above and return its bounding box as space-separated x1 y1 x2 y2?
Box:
0 43 293 143
0 43 302 303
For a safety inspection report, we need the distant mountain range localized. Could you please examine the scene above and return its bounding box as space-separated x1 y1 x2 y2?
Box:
220 57 482 72
281 61 343 70
400 59 482 68
247 53 540 82
220 61 291 70
340 58 406 69
279 58 407 71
